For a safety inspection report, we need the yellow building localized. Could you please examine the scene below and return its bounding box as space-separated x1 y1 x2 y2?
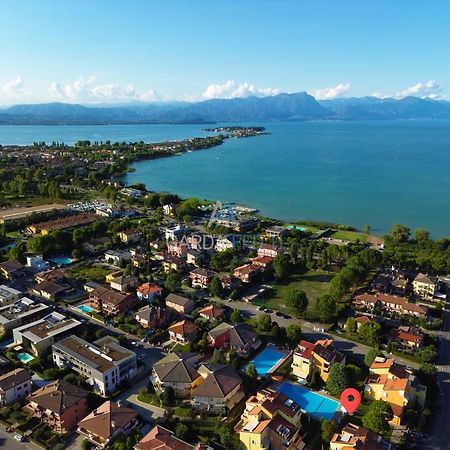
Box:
364 357 426 425
292 339 346 382
236 388 305 450
330 423 392 450
413 273 437 300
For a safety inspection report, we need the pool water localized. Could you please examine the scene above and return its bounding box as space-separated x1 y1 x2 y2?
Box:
278 381 340 420
249 347 287 376
17 352 34 363
49 256 73 266
78 305 93 313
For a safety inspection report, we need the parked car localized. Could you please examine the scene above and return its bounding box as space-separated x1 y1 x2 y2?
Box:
14 434 25 442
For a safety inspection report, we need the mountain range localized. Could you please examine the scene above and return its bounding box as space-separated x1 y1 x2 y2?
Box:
1 92 450 124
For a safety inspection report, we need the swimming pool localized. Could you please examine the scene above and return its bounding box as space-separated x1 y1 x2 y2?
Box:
78 304 93 313
49 256 73 266
278 381 340 420
249 347 287 376
17 352 34 364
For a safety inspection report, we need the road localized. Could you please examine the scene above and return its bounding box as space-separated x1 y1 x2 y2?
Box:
423 294 450 450
216 298 420 369
0 428 37 450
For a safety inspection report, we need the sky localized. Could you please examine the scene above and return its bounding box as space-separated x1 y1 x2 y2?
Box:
1 0 450 105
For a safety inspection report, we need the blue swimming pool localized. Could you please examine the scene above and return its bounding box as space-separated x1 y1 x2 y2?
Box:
78 304 93 313
49 256 73 266
17 352 34 364
278 381 340 420
249 347 287 376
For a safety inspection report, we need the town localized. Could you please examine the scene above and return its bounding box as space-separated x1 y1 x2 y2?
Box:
0 136 449 450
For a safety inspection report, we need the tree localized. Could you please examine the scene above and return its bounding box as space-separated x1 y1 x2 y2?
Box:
321 420 335 442
326 363 350 397
314 295 337 323
310 369 323 388
358 321 382 345
345 364 364 386
164 273 181 292
289 241 299 264
345 317 357 334
285 324 302 346
287 289 308 318
209 276 224 298
388 224 410 243
364 348 379 367
175 423 188 440
364 224 371 235
160 386 175 406
231 309 242 323
257 314 272 332
210 348 225 364
362 400 393 435
246 363 257 379
415 228 430 242
273 254 290 280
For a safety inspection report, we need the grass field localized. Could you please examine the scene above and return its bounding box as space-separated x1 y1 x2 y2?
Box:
257 270 335 314
330 230 368 242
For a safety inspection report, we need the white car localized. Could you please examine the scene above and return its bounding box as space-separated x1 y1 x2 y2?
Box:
131 341 138 347
14 434 24 442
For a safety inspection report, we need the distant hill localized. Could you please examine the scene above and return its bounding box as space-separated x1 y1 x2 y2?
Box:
1 93 450 124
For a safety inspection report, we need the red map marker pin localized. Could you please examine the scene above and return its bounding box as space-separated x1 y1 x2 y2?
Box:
340 388 361 414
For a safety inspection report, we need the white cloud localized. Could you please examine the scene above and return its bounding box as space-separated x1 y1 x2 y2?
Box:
373 80 446 100
201 80 281 100
49 76 160 103
0 77 31 103
312 82 351 100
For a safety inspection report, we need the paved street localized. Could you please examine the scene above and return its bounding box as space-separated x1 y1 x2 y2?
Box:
423 295 450 450
0 428 38 450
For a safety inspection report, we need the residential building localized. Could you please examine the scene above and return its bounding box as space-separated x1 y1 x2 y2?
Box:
265 225 288 240
233 264 262 283
163 224 188 241
162 255 185 273
364 357 427 425
105 270 122 283
13 312 81 357
198 305 224 320
353 292 428 318
35 268 65 284
187 249 204 267
136 425 199 450
165 293 195 315
189 268 216 288
208 323 261 358
119 187 143 198
117 228 142 244
0 285 22 305
215 237 236 252
390 326 424 348
330 423 392 450
257 243 282 258
89 287 135 316
219 273 241 291
292 339 346 382
135 306 171 329
413 273 437 300
163 203 180 217
168 320 199 344
77 401 139 449
0 368 32 406
53 335 137 396
0 261 25 280
131 253 148 269
251 256 274 270
24 380 89 432
0 297 49 333
25 255 49 273
83 237 112 255
136 282 163 302
192 364 244 412
104 250 132 266
355 315 378 330
32 280 72 300
237 388 305 450
109 275 139 293
26 213 100 235
152 352 202 398
167 240 189 258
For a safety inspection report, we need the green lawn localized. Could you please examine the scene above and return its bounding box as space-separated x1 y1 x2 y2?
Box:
330 230 368 242
257 270 334 314
66 264 114 283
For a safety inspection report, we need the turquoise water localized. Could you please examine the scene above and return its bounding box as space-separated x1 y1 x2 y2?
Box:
249 347 286 376
278 381 340 420
1 121 449 237
49 256 73 266
78 304 93 313
17 352 34 363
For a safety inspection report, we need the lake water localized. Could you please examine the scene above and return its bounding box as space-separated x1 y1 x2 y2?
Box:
1 121 449 237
